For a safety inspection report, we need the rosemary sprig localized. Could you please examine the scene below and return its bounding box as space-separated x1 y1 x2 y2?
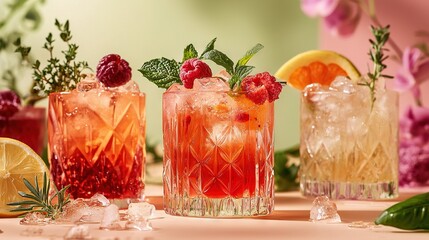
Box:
14 19 90 106
362 25 393 108
7 172 70 219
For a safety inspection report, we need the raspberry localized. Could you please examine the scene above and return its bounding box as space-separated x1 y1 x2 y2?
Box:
96 54 132 87
0 90 21 119
235 112 250 122
241 72 282 104
179 58 212 89
259 72 282 102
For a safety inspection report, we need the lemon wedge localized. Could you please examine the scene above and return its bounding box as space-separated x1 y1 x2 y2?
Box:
0 137 48 217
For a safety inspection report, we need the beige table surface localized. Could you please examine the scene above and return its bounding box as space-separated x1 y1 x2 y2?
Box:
1 185 428 240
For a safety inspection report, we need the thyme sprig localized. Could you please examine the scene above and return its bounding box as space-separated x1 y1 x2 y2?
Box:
362 25 393 108
15 19 89 106
7 172 70 219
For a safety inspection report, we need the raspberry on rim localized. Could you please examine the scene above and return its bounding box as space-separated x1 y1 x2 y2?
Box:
180 58 212 89
96 54 132 87
241 72 282 105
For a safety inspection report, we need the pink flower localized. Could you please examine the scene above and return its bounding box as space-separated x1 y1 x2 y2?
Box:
399 106 429 186
300 0 361 37
301 0 340 17
394 47 429 100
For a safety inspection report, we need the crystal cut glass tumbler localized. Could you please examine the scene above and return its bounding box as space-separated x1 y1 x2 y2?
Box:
299 82 399 200
162 88 275 217
48 90 146 203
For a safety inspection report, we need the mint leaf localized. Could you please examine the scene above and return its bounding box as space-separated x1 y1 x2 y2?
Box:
182 44 198 62
235 65 254 79
139 57 181 89
202 49 234 74
236 43 263 67
228 75 241 90
229 65 254 90
200 38 217 57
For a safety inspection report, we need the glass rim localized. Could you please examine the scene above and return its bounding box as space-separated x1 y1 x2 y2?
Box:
48 90 145 97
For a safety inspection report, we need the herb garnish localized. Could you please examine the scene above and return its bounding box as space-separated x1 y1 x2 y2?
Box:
7 172 70 219
15 19 89 105
361 25 393 108
139 38 263 90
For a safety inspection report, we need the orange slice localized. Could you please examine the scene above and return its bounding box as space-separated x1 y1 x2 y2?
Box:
275 50 360 90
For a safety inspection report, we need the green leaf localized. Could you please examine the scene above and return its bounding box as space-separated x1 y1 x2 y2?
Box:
235 65 254 79
236 43 264 67
228 75 241 90
182 44 198 62
375 192 429 230
202 49 234 74
228 65 255 90
139 57 181 89
200 38 217 57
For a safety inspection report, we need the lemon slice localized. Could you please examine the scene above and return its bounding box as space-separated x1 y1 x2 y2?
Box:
275 50 360 90
0 138 49 217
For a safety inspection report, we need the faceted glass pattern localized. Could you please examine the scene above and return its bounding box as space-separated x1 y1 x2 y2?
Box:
163 90 274 217
48 91 146 200
300 89 399 200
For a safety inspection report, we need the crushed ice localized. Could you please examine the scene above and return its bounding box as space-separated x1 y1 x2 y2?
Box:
20 212 47 225
309 196 341 223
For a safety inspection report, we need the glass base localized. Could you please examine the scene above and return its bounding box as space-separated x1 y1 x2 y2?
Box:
164 196 274 217
300 178 398 200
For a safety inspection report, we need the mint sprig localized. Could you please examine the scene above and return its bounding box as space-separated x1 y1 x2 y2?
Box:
139 38 263 90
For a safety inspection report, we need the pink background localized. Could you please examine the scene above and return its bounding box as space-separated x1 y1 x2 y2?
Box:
320 0 429 112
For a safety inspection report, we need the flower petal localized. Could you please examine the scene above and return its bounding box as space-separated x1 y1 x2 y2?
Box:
323 0 360 37
414 59 429 85
393 66 416 91
402 47 422 72
301 0 340 17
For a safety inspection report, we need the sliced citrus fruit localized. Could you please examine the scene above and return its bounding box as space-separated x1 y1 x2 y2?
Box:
0 137 49 217
275 50 360 90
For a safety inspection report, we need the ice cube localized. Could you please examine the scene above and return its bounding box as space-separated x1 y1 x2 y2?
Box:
193 77 229 91
112 80 141 93
20 212 46 225
100 204 122 230
77 74 100 92
64 225 92 240
89 193 110 207
127 202 156 221
329 76 356 94
309 196 341 223
303 83 328 102
57 199 88 223
166 83 187 92
125 219 152 231
79 206 105 223
57 198 105 223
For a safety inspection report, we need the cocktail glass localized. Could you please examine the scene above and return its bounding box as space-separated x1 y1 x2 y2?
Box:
162 78 275 217
299 77 399 200
0 106 46 155
48 79 146 204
